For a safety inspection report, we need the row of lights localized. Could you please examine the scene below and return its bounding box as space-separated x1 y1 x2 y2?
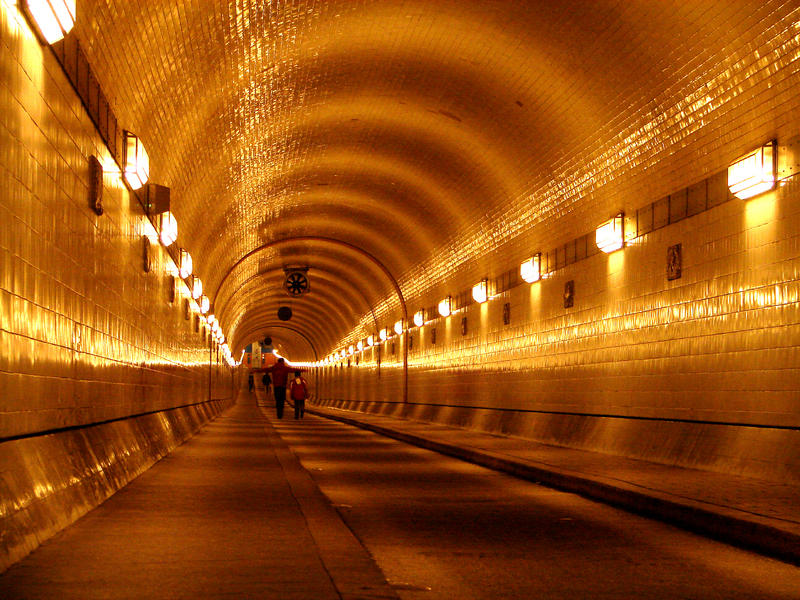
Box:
128 131 235 363
321 141 776 365
320 216 621 364
22 1 241 367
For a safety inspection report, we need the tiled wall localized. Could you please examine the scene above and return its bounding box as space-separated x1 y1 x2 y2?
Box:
317 171 800 482
0 5 230 440
0 5 233 570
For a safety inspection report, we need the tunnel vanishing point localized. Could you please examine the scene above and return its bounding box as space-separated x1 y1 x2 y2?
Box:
2 0 800 586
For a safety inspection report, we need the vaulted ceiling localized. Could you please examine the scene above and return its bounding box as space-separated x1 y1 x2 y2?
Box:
72 0 790 360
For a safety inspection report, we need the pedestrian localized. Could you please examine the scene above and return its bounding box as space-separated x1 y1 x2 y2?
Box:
247 372 254 392
262 357 304 419
261 372 271 395
289 371 309 419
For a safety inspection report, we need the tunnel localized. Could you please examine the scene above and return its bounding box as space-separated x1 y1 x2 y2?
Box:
2 1 800 597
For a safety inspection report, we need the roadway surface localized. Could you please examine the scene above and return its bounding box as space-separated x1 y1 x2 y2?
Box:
271 412 800 600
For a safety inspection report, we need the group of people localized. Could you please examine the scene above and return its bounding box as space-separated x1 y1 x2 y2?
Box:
249 357 308 420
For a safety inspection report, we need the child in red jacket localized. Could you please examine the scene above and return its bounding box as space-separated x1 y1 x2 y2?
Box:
289 371 309 420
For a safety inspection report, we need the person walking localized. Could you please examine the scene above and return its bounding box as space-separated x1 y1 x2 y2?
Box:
261 372 271 395
262 357 303 419
289 371 309 419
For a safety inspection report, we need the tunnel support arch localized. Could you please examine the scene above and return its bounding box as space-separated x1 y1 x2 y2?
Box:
214 236 408 403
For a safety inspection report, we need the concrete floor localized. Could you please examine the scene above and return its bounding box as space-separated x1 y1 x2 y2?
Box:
271 413 800 600
3 392 799 599
0 396 397 600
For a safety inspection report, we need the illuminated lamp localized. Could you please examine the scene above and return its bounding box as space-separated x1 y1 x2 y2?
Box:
379 328 388 341
340 349 346 358
595 214 624 253
160 212 178 247
179 249 192 278
123 131 150 190
366 335 374 347
394 320 404 335
357 340 364 351
413 310 424 328
520 254 541 283
23 0 75 44
199 296 210 314
728 141 776 200
348 345 354 355
190 275 202 300
218 333 225 345
438 296 452 318
472 280 488 304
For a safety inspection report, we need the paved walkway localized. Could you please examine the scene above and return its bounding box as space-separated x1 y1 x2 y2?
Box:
0 392 398 599
306 403 800 565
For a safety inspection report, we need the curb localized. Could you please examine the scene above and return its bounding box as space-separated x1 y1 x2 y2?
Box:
307 406 800 566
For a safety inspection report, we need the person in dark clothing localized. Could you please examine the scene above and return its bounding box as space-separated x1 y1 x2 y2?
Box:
247 373 254 392
261 372 271 395
262 358 304 419
289 371 309 419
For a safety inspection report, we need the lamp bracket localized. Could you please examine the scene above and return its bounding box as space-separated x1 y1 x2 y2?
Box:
778 136 800 180
145 183 171 215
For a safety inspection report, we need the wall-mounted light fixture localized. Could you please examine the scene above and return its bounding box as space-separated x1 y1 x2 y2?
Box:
367 334 375 347
438 296 452 318
379 328 388 341
728 141 776 200
413 310 424 328
199 295 210 314
472 280 488 304
394 320 404 335
348 345 354 355
160 212 178 246
179 249 193 279
357 340 364 352
190 275 203 300
520 254 541 283
123 131 150 190
23 0 76 44
595 214 624 253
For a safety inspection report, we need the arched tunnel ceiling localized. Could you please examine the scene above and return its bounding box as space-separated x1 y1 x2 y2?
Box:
72 1 789 359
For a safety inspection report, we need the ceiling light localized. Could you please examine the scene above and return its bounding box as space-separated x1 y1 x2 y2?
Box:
438 296 451 318
520 254 541 283
160 212 178 247
595 214 624 253
123 131 149 190
190 276 203 300
179 249 193 279
472 280 488 303
728 141 776 200
394 320 404 335
24 0 75 44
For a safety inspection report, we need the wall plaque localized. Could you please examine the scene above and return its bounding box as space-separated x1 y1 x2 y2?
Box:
667 243 682 280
